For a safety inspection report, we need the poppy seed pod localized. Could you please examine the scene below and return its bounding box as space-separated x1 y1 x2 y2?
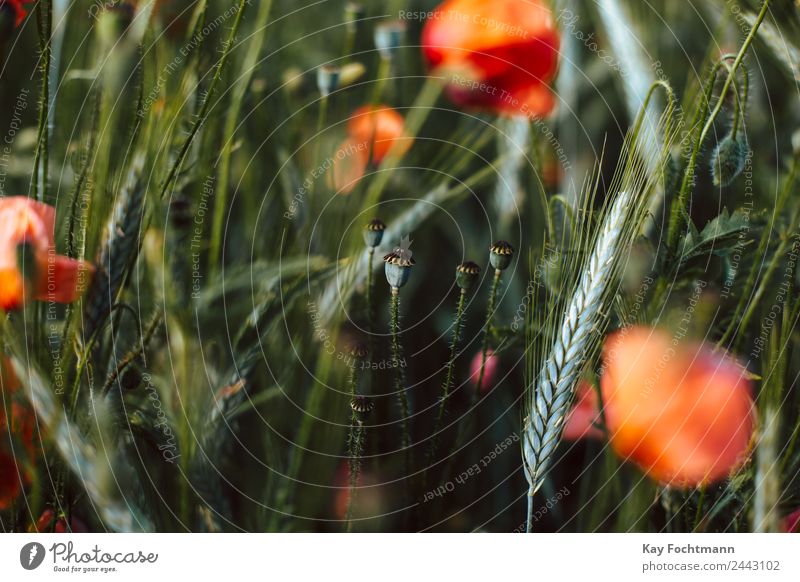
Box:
350 395 375 416
455 261 480 290
384 250 415 290
363 218 386 248
710 134 748 186
489 240 514 271
316 65 341 97
348 342 369 360
374 20 406 60
344 2 365 33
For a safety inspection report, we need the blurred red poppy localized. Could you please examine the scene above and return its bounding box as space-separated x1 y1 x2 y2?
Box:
469 348 499 393
0 197 94 311
562 381 603 441
346 105 411 165
784 508 800 533
422 0 560 117
30 508 89 533
588 326 755 487
0 0 33 28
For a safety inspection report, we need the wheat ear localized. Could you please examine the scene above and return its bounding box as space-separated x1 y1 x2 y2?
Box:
522 188 631 506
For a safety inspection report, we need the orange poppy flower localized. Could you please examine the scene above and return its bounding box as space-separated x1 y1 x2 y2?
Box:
0 0 34 27
596 326 755 487
331 105 412 194
0 197 94 311
346 105 411 165
422 0 560 117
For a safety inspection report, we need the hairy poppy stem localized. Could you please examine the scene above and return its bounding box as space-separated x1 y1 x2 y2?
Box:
389 288 412 476
423 287 467 488
474 269 501 399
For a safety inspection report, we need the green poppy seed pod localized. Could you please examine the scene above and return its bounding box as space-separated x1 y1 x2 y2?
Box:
374 20 406 60
316 65 341 97
363 218 386 248
350 395 375 420
489 240 514 271
710 134 748 186
344 2 365 33
348 342 369 360
384 250 415 290
455 261 481 291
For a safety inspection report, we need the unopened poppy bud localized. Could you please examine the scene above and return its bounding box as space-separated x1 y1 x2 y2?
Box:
455 261 480 291
489 240 514 271
316 65 341 97
363 218 386 248
281 67 306 94
383 250 415 290
344 2 364 33
339 62 366 87
374 20 406 60
710 134 748 186
96 1 135 47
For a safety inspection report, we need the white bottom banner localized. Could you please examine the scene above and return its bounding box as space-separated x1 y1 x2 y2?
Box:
1 534 798 581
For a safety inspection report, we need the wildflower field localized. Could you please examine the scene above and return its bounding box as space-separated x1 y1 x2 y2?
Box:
0 0 799 535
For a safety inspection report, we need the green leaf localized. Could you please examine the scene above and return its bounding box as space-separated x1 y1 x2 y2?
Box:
678 208 754 262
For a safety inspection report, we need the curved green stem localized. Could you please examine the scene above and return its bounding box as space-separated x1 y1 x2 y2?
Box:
667 0 770 249
717 154 798 348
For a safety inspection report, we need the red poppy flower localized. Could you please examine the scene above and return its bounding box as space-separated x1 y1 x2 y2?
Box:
562 380 603 441
422 0 560 117
0 197 94 312
0 0 34 28
592 326 755 487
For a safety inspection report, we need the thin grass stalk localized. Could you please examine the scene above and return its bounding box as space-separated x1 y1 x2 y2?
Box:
158 0 248 201
32 0 52 203
717 153 798 348
208 0 273 272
